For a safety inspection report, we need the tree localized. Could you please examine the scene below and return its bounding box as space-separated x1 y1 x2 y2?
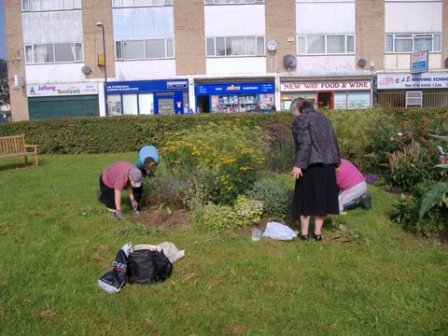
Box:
0 59 10 106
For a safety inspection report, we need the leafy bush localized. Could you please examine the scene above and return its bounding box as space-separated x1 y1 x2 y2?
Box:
264 123 295 173
0 112 292 154
327 108 380 171
143 163 184 209
246 177 293 220
418 134 448 222
233 195 264 227
390 182 448 237
387 140 435 192
364 108 448 179
161 122 268 206
192 196 264 231
192 203 239 231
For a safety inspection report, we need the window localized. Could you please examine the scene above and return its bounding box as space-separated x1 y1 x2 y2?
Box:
297 35 354 55
206 36 265 57
25 43 83 63
112 0 172 7
204 0 264 4
22 0 81 11
385 33 441 53
115 39 174 60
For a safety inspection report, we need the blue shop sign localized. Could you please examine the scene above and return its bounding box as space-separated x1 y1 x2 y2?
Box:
195 82 275 95
106 79 188 94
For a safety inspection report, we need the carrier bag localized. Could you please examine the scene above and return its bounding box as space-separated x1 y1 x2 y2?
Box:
127 249 173 284
98 242 133 294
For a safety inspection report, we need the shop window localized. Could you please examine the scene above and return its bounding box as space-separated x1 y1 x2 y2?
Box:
107 95 122 116
139 94 154 115
25 43 83 64
206 36 265 57
22 0 81 11
385 33 441 53
123 94 139 115
297 34 355 55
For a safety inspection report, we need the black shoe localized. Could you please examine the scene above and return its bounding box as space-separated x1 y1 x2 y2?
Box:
298 234 309 241
312 233 323 241
359 194 372 210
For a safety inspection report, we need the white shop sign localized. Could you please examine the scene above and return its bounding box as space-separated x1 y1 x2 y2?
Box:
377 73 448 90
27 82 99 97
281 80 371 92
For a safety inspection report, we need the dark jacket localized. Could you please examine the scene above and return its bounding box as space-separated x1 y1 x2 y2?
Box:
292 107 340 169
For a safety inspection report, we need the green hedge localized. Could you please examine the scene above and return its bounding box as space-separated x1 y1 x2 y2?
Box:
0 113 292 154
1 108 447 165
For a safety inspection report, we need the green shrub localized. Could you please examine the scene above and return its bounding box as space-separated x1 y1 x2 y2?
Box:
265 123 295 173
233 195 264 227
0 112 292 154
327 108 380 171
192 196 264 232
365 108 448 179
390 182 448 237
144 163 184 209
161 122 268 206
387 140 435 192
246 177 293 220
192 203 239 231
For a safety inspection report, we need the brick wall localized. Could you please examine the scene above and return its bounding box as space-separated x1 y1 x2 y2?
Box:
4 0 28 121
355 0 384 71
265 0 296 73
174 0 206 75
82 0 114 81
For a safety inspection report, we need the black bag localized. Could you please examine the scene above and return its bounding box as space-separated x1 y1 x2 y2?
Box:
127 249 173 284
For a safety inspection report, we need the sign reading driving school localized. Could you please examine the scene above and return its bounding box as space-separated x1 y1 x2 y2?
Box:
410 51 428 74
377 73 448 90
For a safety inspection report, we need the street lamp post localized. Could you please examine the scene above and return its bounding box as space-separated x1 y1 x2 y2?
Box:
96 21 108 115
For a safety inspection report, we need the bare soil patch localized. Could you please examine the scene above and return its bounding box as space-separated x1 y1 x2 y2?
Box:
134 207 191 230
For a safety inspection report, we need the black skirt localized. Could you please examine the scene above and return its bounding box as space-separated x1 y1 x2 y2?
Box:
292 163 339 218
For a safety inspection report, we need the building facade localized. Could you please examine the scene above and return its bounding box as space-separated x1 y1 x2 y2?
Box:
4 0 448 121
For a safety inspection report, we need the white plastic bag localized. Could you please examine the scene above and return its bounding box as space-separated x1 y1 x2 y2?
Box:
262 222 297 241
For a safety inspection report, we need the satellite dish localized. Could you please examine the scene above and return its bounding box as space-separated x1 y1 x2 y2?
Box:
283 54 297 69
267 40 277 52
81 66 92 75
357 58 367 68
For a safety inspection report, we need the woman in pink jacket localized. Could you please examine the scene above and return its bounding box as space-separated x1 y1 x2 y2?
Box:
336 159 371 212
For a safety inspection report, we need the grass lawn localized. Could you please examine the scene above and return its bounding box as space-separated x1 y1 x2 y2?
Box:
0 153 447 336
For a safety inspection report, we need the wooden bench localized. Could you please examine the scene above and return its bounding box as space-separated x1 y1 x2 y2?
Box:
0 134 38 166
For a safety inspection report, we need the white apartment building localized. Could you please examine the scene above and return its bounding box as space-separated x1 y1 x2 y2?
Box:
4 0 448 121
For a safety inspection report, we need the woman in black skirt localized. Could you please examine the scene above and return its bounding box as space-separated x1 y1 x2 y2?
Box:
290 98 340 241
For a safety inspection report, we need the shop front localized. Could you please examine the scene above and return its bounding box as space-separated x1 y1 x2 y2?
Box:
280 77 373 111
106 79 189 116
377 72 448 108
194 81 276 113
26 82 99 120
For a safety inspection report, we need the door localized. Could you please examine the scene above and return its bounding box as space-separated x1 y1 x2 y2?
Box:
317 92 334 109
154 94 174 115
